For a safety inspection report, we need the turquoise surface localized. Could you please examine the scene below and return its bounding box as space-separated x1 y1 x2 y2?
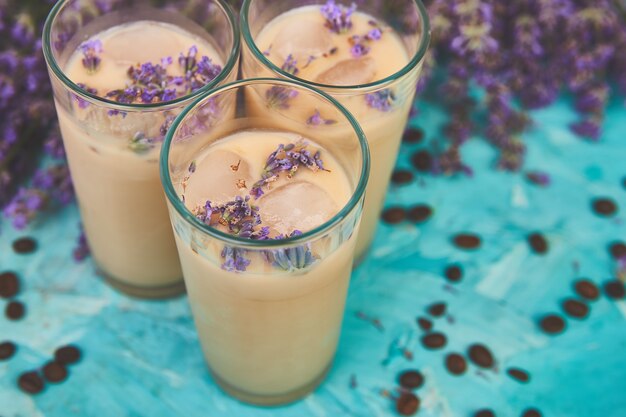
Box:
1 98 626 417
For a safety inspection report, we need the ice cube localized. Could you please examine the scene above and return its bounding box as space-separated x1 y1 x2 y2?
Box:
315 57 376 86
257 181 338 236
81 107 165 138
273 19 334 63
184 150 253 207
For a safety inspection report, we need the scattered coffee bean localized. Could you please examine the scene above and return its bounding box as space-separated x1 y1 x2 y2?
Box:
421 332 447 350
561 298 589 319
527 233 548 254
445 353 467 376
416 317 433 332
12 237 37 254
427 302 446 317
403 128 424 144
398 370 424 390
42 361 68 383
573 279 600 301
396 392 420 416
54 345 82 365
506 367 530 383
381 207 406 224
608 241 626 259
391 170 414 185
5 300 25 320
467 344 495 368
603 280 626 299
17 371 44 394
444 264 463 282
539 314 566 335
452 233 482 250
406 205 433 223
411 150 433 172
0 272 19 298
521 408 542 417
0 341 17 360
474 409 496 417
591 197 618 217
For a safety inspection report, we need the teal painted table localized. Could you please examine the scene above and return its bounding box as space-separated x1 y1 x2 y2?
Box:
1 98 625 417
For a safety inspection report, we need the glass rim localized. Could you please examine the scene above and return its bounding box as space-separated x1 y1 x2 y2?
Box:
240 0 431 92
42 0 241 110
160 77 371 249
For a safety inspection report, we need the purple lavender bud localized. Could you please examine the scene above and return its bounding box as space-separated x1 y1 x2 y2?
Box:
196 56 222 85
525 171 551 187
365 89 395 112
73 225 90 262
80 39 103 73
321 0 356 34
350 42 370 58
570 118 601 141
266 86 299 109
281 54 299 75
366 28 382 41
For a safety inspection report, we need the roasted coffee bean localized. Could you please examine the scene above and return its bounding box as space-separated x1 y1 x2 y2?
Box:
591 198 618 217
5 301 25 320
42 361 68 383
411 150 433 172
381 207 406 224
573 279 600 301
427 302 446 317
444 264 463 282
603 280 626 299
561 299 589 319
521 408 542 417
445 353 467 376
12 237 37 254
539 314 566 335
506 367 530 383
416 317 433 332
0 341 16 360
407 205 433 223
608 241 626 259
391 170 414 185
421 332 447 349
398 370 424 390
468 344 495 368
0 272 19 298
527 233 548 254
403 128 424 144
54 345 82 365
474 409 496 417
396 393 420 416
452 233 481 250
17 371 44 394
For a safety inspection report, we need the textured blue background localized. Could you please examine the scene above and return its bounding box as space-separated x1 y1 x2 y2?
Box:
1 98 626 417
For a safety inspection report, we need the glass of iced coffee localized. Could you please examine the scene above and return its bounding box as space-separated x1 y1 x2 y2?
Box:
161 78 369 405
241 0 430 263
43 0 240 298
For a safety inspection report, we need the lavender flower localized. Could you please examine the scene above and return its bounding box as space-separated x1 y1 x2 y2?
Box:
221 246 251 272
73 225 90 262
321 0 356 34
268 231 317 270
251 140 328 198
80 39 103 73
281 54 299 75
266 86 298 109
306 110 337 126
350 40 370 58
365 89 396 112
525 171 551 187
75 83 97 109
128 132 156 153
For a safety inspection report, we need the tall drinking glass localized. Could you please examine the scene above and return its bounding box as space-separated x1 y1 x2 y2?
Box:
161 78 369 405
241 0 430 263
43 0 240 298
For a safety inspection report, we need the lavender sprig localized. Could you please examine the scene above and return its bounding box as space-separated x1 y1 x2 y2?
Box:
266 85 298 109
321 0 356 34
366 89 396 112
80 39 103 73
307 110 337 126
250 140 327 199
268 230 317 270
